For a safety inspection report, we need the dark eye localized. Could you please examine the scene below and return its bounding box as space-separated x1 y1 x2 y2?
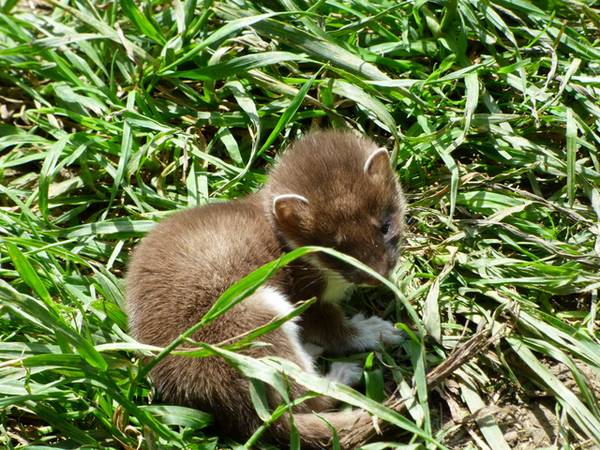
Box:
380 217 392 235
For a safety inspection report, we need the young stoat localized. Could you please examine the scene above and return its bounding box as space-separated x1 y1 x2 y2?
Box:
126 130 407 447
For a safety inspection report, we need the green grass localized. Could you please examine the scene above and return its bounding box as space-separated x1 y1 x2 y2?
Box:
1 0 600 448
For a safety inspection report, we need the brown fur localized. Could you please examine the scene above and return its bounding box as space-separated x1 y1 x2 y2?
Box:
126 130 406 447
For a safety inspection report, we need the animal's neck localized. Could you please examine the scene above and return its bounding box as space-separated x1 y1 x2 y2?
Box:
320 267 353 303
262 198 354 303
301 255 353 303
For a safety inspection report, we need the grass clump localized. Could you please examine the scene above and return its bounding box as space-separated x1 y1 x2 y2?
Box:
1 0 600 448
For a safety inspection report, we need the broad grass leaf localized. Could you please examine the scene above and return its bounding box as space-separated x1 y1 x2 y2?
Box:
4 241 53 306
422 278 441 343
38 137 68 221
364 367 385 403
0 280 108 371
52 219 157 238
566 107 578 206
258 70 319 156
249 379 272 422
111 91 136 200
120 0 165 44
457 370 511 450
141 405 213 429
332 80 398 140
43 0 149 59
161 12 289 72
171 51 305 80
236 17 390 81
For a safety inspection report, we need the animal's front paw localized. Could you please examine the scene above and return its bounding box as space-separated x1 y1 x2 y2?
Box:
348 313 405 351
326 361 363 386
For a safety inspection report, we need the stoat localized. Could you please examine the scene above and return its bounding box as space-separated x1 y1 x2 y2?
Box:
126 130 407 447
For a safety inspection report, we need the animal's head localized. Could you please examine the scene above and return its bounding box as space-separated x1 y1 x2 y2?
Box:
265 131 406 285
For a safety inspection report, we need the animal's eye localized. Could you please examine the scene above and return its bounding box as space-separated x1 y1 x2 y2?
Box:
380 217 392 235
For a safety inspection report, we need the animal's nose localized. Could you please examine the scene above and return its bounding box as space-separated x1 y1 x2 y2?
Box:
373 257 392 277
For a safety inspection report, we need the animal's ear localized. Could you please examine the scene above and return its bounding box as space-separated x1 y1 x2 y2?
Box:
364 147 391 178
272 194 310 228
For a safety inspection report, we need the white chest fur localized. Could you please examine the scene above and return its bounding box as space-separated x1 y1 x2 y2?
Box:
321 268 353 303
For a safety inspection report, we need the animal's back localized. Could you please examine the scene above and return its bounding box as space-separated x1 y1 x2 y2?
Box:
126 195 281 347
125 195 323 441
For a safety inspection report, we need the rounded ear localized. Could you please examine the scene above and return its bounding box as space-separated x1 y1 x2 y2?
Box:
272 194 310 228
364 147 391 177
